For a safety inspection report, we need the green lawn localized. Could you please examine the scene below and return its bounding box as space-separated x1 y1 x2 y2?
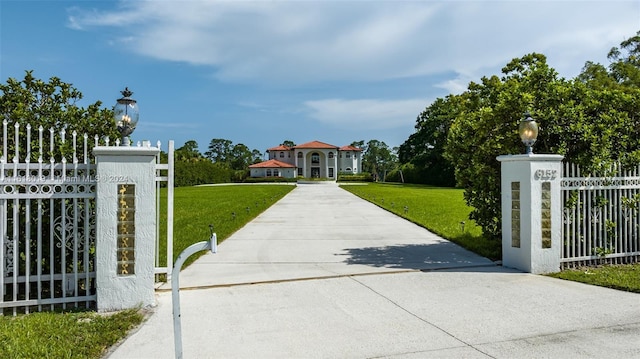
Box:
340 183 501 261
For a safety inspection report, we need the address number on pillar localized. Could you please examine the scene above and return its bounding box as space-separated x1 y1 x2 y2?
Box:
534 169 558 180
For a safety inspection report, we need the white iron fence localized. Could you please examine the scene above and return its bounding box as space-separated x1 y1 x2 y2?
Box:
0 121 173 315
561 161 640 268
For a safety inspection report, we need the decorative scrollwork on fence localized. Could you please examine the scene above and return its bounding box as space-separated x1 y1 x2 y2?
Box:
563 204 578 225
53 200 96 252
4 236 14 275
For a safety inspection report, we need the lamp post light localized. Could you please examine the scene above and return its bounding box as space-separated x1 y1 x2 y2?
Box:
114 87 139 146
519 112 539 154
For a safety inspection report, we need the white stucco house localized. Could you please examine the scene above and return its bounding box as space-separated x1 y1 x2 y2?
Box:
249 140 363 180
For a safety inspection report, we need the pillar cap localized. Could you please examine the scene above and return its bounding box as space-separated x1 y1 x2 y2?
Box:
497 154 564 163
93 146 160 156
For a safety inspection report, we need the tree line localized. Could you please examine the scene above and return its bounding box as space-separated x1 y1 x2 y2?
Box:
170 139 263 186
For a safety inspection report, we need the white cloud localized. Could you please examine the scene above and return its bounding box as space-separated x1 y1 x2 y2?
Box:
304 98 427 130
67 1 640 84
67 4 147 30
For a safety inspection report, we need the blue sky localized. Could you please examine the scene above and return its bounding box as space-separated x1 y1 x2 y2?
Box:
1 1 639 155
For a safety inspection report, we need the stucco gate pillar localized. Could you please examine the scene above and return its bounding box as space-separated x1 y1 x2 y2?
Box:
94 145 160 311
496 154 563 274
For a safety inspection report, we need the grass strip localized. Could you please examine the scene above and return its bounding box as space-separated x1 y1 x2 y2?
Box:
0 309 144 358
547 264 640 293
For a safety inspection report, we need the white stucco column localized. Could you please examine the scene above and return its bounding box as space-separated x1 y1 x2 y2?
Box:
301 152 306 177
497 154 563 274
94 145 160 311
325 151 329 179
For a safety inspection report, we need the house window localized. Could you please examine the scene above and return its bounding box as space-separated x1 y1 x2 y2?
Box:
311 153 320 164
274 169 280 177
266 169 272 177
298 168 303 176
297 152 303 158
329 168 334 177
346 167 352 172
328 152 334 159
279 152 284 158
346 152 351 158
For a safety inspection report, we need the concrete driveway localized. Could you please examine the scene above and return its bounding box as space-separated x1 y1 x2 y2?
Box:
107 183 640 359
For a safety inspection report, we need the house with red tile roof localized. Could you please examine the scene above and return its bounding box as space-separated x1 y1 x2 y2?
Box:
249 140 363 180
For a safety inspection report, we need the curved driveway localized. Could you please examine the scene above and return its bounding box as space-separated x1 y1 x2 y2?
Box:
109 183 640 359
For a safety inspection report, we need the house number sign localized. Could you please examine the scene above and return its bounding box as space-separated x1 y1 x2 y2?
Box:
534 169 557 180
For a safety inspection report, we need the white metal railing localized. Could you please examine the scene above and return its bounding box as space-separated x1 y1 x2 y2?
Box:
561 161 640 268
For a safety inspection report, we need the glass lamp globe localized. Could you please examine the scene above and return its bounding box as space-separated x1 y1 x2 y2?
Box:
114 87 139 146
518 112 538 154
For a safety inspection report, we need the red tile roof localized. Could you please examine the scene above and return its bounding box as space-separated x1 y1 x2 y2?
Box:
339 145 363 152
293 140 339 149
249 159 296 168
267 145 292 151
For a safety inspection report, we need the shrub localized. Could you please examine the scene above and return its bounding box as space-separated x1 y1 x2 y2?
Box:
174 160 232 187
243 177 297 183
337 172 373 182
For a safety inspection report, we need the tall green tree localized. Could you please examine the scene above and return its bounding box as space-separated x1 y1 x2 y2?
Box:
175 140 203 161
362 139 397 181
445 53 559 238
398 96 458 186
607 30 640 87
229 143 254 170
251 149 263 164
350 140 365 150
205 138 233 164
0 71 119 161
442 33 640 240
0 71 120 284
